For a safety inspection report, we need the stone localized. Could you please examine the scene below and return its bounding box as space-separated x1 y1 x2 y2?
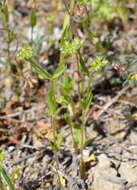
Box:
91 154 122 190
119 162 137 183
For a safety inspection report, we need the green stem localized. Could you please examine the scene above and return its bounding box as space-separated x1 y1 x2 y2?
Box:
62 0 87 178
7 26 13 73
51 80 57 143
31 26 34 45
68 115 77 151
50 81 62 187
7 41 12 72
75 53 86 177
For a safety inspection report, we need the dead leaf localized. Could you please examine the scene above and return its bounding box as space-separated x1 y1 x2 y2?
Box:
8 136 20 145
34 120 54 141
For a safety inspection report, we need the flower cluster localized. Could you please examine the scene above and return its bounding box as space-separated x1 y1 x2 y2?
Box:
18 45 33 61
61 38 84 55
91 57 108 72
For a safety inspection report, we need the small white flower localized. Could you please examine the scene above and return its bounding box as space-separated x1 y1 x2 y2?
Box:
53 27 62 40
27 27 44 41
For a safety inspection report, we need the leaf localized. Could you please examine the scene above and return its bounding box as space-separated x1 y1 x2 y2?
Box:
30 10 37 27
52 65 66 79
83 90 92 111
0 5 9 26
57 76 74 105
35 121 54 142
84 137 96 148
7 31 15 44
56 130 65 151
79 55 89 75
56 95 70 105
59 75 75 94
0 151 6 163
0 166 15 190
47 90 57 116
62 14 70 35
32 61 51 80
95 0 112 22
61 14 70 44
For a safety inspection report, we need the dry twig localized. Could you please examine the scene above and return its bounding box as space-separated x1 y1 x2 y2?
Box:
0 104 45 119
91 85 130 120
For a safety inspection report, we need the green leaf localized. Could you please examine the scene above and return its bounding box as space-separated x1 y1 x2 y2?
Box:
95 0 113 22
62 14 70 35
56 95 70 105
0 5 9 26
84 137 96 148
47 90 57 116
79 56 89 75
56 130 65 152
52 65 66 80
61 14 71 44
0 166 15 190
83 90 92 111
32 62 51 80
7 31 15 44
30 10 37 27
63 76 74 90
0 151 6 163
59 81 73 96
58 76 75 105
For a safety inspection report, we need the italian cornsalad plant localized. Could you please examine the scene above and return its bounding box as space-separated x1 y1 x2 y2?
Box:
18 0 109 181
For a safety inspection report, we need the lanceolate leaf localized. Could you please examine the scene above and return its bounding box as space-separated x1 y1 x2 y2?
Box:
0 166 15 190
83 90 92 111
56 130 65 152
7 31 15 44
61 14 70 45
32 62 51 80
0 5 9 26
62 14 70 35
52 65 66 80
79 56 89 75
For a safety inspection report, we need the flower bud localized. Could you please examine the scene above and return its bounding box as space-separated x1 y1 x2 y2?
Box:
73 71 81 82
76 5 87 17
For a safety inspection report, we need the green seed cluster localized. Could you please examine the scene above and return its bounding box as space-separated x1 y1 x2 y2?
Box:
18 45 33 61
91 57 108 72
62 38 84 55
